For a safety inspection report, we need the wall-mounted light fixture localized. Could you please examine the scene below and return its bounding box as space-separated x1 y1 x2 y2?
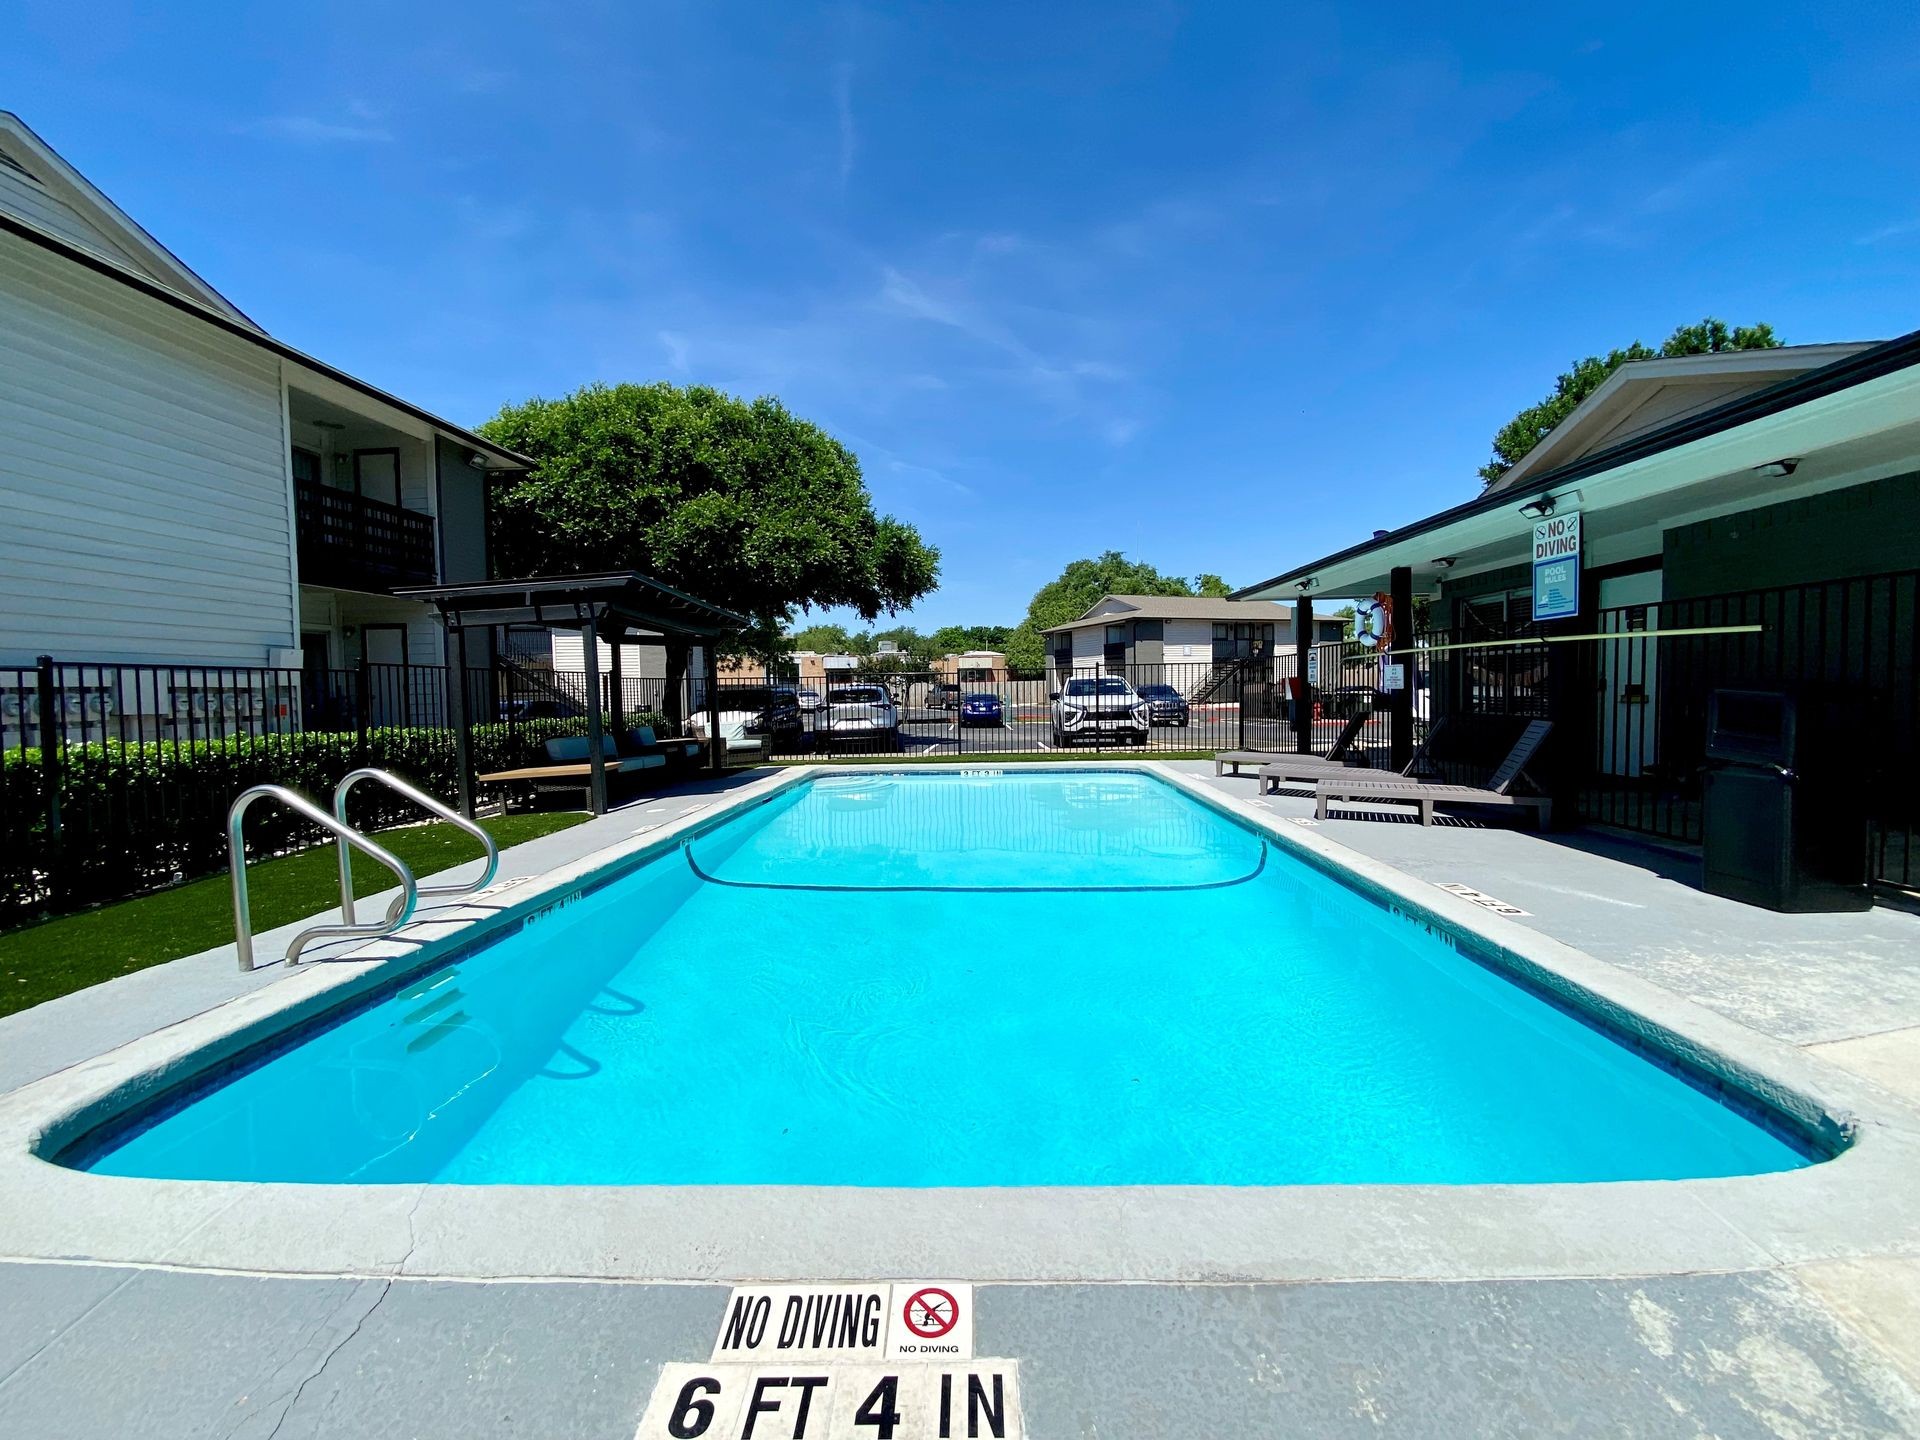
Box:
1295 578 1318 593
1431 557 1457 570
1753 458 1800 479
466 450 489 471
1518 496 1556 520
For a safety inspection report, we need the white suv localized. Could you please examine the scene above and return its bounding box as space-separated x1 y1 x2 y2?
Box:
1050 675 1150 746
824 684 901 749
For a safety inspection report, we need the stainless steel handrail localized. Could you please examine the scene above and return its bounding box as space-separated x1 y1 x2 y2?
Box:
228 785 418 971
333 768 499 924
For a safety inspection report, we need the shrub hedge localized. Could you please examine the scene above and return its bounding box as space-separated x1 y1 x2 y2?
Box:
1 711 672 917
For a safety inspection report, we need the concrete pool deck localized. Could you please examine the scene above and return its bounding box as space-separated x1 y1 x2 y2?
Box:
3 760 1920 1435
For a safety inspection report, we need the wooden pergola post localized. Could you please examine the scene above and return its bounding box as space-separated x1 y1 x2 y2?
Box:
704 641 723 775
445 617 475 819
580 614 608 816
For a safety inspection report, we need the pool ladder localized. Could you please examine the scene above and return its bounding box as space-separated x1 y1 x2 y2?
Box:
227 769 499 972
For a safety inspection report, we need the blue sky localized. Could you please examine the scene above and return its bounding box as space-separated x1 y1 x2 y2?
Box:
6 2 1918 629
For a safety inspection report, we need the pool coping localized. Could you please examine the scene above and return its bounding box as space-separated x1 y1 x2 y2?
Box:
2 761 1919 1285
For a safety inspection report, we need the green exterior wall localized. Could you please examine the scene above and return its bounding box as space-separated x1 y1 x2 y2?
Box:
1663 470 1920 600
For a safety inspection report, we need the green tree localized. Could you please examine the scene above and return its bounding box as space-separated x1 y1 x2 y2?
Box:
787 622 854 654
480 383 941 647
1193 573 1233 598
929 623 1013 654
1003 551 1203 671
1480 319 1781 485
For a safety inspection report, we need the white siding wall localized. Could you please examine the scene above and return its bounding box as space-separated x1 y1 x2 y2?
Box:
0 236 296 665
0 160 162 280
1162 618 1213 664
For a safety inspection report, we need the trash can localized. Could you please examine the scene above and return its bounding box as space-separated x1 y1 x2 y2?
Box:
1701 688 1870 912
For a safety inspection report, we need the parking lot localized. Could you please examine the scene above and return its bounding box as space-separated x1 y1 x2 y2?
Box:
771 699 1362 758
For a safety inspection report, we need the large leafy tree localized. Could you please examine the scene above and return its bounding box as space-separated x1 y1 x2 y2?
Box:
1480 319 1780 485
481 383 940 649
1003 552 1228 671
928 623 1014 654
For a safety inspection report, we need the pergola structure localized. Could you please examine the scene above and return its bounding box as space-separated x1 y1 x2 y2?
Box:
397 572 750 816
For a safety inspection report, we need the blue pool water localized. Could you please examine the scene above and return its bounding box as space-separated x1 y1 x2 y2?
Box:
76 770 1812 1186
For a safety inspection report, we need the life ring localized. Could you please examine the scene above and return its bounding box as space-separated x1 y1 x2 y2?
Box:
1354 593 1394 650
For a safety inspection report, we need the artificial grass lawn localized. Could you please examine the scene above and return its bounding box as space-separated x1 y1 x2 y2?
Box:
0 811 590 1019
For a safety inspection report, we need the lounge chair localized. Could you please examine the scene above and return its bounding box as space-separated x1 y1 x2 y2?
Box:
623 725 702 766
686 710 767 765
1216 712 1371 779
1256 713 1433 794
477 734 665 806
1314 720 1553 828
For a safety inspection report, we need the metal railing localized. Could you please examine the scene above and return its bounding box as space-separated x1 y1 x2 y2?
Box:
228 784 417 971
333 767 497 924
294 477 438 589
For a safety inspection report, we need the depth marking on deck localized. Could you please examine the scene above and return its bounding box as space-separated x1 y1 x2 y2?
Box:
634 1361 1021 1440
635 1284 1020 1438
1433 881 1530 915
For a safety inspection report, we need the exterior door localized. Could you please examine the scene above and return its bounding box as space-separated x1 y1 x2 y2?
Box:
1598 572 1661 778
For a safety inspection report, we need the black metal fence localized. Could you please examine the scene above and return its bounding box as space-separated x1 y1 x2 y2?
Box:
1411 570 1919 896
700 660 1321 761
9 564 1915 917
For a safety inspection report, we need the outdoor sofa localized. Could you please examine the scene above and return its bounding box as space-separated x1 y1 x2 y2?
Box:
477 734 666 808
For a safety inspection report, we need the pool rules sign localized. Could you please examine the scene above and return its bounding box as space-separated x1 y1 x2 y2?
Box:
1531 510 1581 622
634 1283 1024 1439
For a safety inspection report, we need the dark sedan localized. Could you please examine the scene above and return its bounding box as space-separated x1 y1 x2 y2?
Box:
957 691 1005 727
1136 683 1190 726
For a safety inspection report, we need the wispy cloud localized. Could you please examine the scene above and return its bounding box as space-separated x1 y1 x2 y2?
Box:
833 63 857 189
1857 216 1920 246
242 106 392 144
658 329 691 371
875 264 1130 425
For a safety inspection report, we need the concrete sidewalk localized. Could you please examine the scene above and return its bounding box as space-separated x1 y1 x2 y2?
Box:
4 760 1920 1437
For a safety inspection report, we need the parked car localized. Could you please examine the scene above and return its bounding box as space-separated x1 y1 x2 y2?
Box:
958 691 1005 727
1050 676 1150 746
795 686 825 714
824 684 901 749
927 682 963 710
717 686 801 738
1135 683 1190 727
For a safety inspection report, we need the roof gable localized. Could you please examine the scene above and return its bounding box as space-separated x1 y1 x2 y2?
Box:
0 112 257 328
1484 344 1874 495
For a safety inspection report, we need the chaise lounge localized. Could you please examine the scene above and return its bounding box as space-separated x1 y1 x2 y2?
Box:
1313 720 1554 828
1257 713 1441 794
1216 711 1372 779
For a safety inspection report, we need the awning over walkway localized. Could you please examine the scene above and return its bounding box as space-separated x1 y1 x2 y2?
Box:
396 570 750 641
396 571 751 814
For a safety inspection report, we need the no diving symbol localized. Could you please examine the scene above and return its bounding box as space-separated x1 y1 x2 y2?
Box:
902 1287 959 1339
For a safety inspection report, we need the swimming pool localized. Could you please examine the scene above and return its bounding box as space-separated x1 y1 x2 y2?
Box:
70 769 1814 1186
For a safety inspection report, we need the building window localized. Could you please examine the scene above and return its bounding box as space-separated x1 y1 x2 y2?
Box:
1134 619 1163 642
291 447 322 486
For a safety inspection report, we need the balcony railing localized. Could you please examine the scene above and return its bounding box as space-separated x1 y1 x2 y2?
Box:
295 478 438 590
